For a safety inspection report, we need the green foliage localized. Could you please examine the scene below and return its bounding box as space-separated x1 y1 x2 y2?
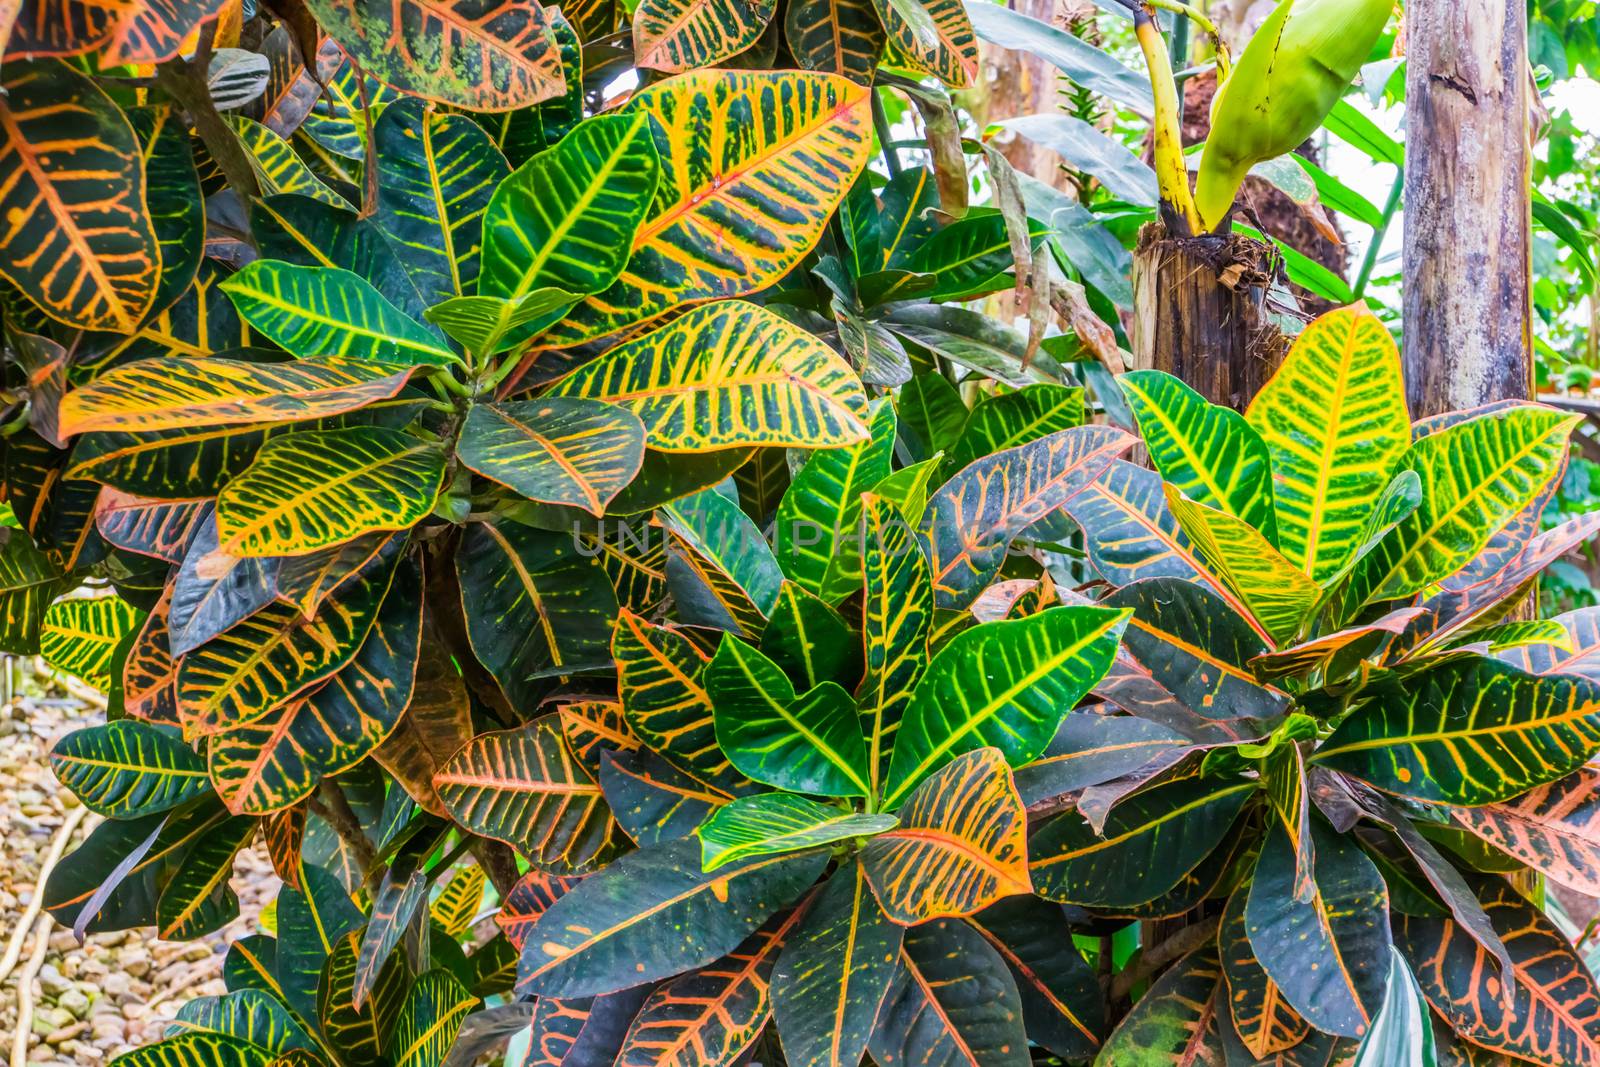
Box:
6 3 1598 1067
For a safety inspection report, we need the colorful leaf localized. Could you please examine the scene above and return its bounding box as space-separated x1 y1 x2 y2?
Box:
920 425 1135 609
9 0 226 63
700 794 895 871
373 98 510 305
58 356 415 437
539 69 872 345
215 428 443 557
1164 486 1320 646
1120 370 1277 541
614 608 752 795
0 61 159 331
1314 657 1600 806
883 603 1128 808
479 111 660 302
176 539 400 739
708 635 872 797
221 261 458 368
775 401 895 595
871 0 979 88
41 595 139 689
862 748 1029 923
548 301 870 452
516 837 826 999
868 916 1028 1067
600 747 729 847
206 562 422 815
1011 710 1191 808
1029 775 1255 907
1397 879 1600 1067
434 716 626 874
1097 947 1225 1065
616 911 801 1065
431 865 486 936
457 400 644 517
967 897 1105 1060
785 0 884 82
304 0 566 110
392 970 477 1067
1245 306 1411 581
1246 821 1391 1039
771 858 902 1067
454 518 616 708
1347 405 1582 604
1450 765 1600 895
858 494 933 797
51 719 209 817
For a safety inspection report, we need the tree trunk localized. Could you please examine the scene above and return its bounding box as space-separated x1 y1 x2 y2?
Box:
1402 0 1533 418
1130 227 1292 411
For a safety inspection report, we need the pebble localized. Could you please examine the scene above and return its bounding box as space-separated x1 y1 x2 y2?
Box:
1 676 280 1066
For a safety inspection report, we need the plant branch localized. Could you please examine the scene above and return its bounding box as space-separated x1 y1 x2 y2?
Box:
871 87 902 178
471 839 521 899
1111 915 1221 1001
313 780 379 882
154 24 260 202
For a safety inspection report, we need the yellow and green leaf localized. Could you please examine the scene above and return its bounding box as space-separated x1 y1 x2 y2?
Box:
479 111 660 302
221 261 459 368
1346 405 1582 604
1120 369 1277 542
1314 657 1600 806
51 718 211 817
785 0 884 83
1245 306 1410 581
1164 486 1319 647
858 494 933 799
40 595 139 689
707 635 873 798
775 401 895 595
373 98 510 305
538 69 872 345
430 866 486 937
872 0 979 88
633 0 777 71
699 793 895 871
548 301 870 452
884 603 1129 808
304 0 565 110
216 428 445 557
58 356 415 437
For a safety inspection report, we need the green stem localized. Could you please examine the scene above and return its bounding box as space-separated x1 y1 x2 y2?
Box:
871 88 902 179
1353 165 1404 299
1145 0 1229 80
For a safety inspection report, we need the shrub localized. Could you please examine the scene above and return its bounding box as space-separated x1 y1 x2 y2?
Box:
2 3 1596 1067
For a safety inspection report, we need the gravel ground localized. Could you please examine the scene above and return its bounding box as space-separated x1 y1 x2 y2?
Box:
0 664 278 1066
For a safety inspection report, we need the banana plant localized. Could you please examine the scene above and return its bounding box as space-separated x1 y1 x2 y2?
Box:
1051 304 1600 1066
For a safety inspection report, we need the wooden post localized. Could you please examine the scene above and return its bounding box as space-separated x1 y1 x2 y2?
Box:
1130 227 1292 411
1402 0 1533 417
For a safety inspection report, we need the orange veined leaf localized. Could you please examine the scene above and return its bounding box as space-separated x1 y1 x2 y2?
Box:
615 909 806 1066
1451 765 1600 895
534 69 873 347
57 356 416 437
0 61 160 332
9 0 227 63
432 715 628 875
633 0 777 72
214 427 446 558
1397 879 1600 1067
123 588 179 726
862 748 1031 924
872 0 979 89
303 0 566 110
262 805 307 889
558 700 640 775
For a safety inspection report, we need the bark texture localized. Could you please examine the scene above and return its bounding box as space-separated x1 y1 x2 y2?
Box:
1402 0 1533 417
1130 227 1294 411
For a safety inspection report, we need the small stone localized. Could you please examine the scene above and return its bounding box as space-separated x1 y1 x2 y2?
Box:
37 964 70 997
44 1021 87 1045
58 988 91 1019
120 949 151 978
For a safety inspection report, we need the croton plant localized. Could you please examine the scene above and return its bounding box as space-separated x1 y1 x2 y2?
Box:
2 0 1599 1066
